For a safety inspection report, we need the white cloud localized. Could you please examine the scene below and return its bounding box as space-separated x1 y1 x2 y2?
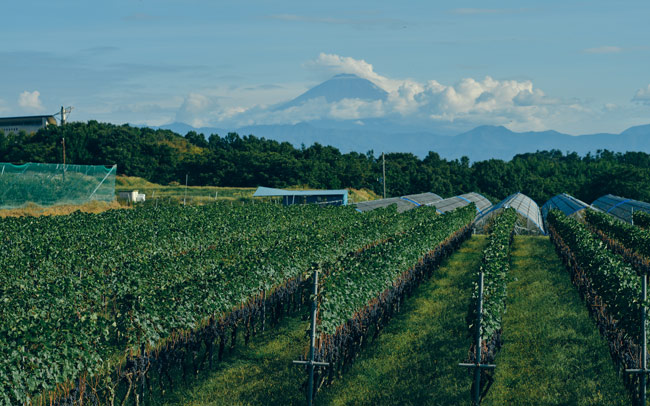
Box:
305 52 401 92
582 46 622 54
18 90 44 111
175 93 217 127
633 85 650 105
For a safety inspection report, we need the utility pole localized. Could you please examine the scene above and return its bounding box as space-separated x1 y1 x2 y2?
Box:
62 137 66 181
184 174 188 207
382 152 386 199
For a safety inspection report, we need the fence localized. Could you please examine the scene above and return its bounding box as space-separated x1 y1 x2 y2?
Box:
0 162 117 209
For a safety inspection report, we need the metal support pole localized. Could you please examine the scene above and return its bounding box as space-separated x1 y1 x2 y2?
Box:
382 152 386 199
626 273 648 405
474 271 484 404
459 271 495 406
642 273 648 406
293 267 329 406
262 290 266 332
184 174 188 207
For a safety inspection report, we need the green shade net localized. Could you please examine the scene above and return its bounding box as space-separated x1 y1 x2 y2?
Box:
0 163 116 209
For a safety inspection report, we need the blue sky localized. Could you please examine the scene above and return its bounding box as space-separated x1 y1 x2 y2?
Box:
2 0 650 134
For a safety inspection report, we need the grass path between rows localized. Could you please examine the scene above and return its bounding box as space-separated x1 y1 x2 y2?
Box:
160 236 487 406
483 236 630 406
315 236 487 406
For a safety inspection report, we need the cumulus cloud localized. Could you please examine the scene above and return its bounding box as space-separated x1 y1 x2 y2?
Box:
305 52 401 92
633 85 650 105
18 90 44 111
175 93 217 127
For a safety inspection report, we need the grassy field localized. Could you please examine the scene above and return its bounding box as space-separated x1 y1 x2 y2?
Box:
116 175 380 204
483 236 630 405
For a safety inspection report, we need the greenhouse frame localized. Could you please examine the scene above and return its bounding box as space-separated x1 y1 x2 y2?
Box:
591 194 650 223
401 192 443 206
355 196 421 213
541 193 591 223
428 192 493 216
475 192 544 235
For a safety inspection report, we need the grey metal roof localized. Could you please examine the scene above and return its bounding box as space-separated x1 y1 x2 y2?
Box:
428 192 492 215
401 192 443 206
591 194 650 223
253 186 347 197
476 192 544 234
541 193 591 220
355 197 417 213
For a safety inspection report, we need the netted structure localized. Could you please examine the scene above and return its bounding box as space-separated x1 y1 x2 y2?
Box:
541 193 591 223
475 192 544 235
355 197 419 213
591 194 650 224
429 192 492 216
401 192 443 206
0 163 117 209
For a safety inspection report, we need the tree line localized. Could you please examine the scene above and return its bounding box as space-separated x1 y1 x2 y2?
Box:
1 121 649 204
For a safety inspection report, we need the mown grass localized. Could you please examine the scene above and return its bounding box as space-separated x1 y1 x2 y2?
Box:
482 236 630 406
157 316 308 406
159 236 487 406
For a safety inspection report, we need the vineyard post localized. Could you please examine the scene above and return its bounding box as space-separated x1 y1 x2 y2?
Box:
293 266 329 406
626 273 648 406
459 271 495 406
261 289 266 332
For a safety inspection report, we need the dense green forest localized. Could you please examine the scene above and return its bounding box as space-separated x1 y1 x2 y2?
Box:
1 121 649 204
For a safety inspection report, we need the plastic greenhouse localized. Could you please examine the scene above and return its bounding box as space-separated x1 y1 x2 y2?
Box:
0 162 117 209
591 194 650 224
429 193 493 216
401 192 443 206
355 192 443 213
541 193 591 223
355 197 419 213
474 192 545 235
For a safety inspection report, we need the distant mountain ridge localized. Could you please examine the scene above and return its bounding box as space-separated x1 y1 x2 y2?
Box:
157 121 650 161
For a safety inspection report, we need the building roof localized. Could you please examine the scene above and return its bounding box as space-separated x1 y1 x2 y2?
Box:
591 194 650 223
0 115 56 120
253 186 348 197
541 193 591 220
